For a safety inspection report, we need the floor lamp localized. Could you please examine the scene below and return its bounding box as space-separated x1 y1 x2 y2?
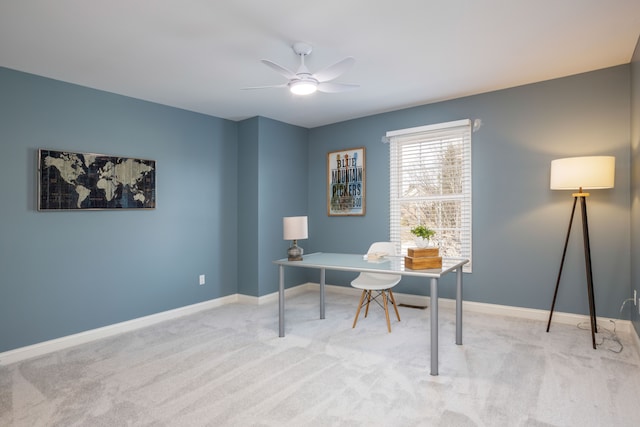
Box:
546 156 615 349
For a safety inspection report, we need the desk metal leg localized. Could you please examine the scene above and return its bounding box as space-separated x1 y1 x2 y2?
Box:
430 277 438 376
320 268 326 319
279 265 285 337
456 267 463 345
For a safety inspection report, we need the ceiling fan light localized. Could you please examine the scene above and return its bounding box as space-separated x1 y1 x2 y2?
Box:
289 80 317 95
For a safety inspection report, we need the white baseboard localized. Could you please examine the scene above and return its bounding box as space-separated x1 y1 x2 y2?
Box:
236 282 637 337
328 283 636 333
632 323 640 356
0 286 310 366
236 283 312 305
2 283 638 365
0 295 238 366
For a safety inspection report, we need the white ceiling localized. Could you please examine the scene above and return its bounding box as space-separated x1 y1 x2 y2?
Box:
2 1 640 128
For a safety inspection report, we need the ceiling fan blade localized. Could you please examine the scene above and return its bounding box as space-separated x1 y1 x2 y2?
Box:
241 83 288 90
260 59 297 80
317 82 360 93
312 57 355 83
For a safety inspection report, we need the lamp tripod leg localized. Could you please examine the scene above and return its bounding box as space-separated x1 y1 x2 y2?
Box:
580 196 598 349
547 197 578 332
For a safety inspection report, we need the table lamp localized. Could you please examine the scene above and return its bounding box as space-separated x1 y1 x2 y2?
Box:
546 156 615 349
283 216 308 261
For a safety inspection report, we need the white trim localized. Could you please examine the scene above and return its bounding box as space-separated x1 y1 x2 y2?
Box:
0 294 239 366
244 283 313 305
386 119 471 137
2 284 637 365
632 324 640 356
312 283 636 335
0 286 313 366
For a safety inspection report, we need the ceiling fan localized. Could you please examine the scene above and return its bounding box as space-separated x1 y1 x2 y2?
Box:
244 42 359 95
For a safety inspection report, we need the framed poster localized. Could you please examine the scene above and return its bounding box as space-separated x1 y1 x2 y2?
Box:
38 149 156 210
327 147 365 216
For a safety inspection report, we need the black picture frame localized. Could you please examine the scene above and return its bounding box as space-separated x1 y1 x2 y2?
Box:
38 149 156 210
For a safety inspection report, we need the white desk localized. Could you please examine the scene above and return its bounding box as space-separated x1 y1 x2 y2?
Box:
273 252 469 376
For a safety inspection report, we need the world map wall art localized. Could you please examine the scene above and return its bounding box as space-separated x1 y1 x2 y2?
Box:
38 149 156 210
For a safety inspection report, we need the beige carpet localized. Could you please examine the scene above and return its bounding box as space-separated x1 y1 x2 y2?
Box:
1 290 640 426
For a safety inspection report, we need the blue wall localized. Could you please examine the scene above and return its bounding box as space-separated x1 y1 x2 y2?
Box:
0 68 240 352
1 59 636 353
308 65 631 319
256 118 309 296
237 116 309 297
237 117 260 296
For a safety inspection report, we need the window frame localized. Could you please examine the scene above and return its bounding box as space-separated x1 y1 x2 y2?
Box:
387 119 472 272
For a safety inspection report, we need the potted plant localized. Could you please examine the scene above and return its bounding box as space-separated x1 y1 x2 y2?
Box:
410 225 435 248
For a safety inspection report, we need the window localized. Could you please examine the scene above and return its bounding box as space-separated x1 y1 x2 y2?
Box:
388 119 472 271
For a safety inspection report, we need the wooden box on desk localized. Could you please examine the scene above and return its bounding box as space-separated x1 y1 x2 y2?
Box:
405 246 442 270
407 247 439 258
404 256 443 269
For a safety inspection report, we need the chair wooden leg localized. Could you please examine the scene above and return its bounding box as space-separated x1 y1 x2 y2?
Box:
364 290 372 318
388 289 401 321
382 291 392 332
353 290 367 328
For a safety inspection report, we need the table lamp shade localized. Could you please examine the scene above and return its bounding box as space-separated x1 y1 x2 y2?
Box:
283 216 308 240
550 156 615 190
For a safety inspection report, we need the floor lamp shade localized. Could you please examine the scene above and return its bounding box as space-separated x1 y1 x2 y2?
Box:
283 216 308 261
550 156 615 190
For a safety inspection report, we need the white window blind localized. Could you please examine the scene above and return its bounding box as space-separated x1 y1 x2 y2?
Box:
388 119 472 272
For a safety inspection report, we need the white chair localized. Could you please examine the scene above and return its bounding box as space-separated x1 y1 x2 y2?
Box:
351 242 401 332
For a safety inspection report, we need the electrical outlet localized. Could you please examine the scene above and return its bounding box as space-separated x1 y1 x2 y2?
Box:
199 274 205 285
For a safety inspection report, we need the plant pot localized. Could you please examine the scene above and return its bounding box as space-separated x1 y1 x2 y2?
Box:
414 237 432 248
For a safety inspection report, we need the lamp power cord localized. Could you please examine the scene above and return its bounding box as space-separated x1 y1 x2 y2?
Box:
577 297 635 353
